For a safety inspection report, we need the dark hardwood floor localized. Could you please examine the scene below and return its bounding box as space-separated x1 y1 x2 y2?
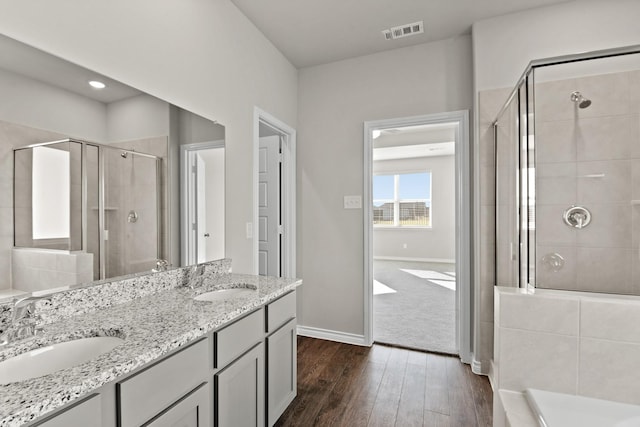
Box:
275 337 493 427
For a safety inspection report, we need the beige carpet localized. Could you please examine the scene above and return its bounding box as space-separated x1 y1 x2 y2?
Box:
373 260 457 355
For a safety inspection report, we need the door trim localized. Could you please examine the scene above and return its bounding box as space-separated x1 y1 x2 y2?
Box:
253 107 297 278
180 140 225 267
363 110 472 364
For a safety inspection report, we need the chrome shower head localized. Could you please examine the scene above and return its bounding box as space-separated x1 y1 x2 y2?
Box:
570 91 591 109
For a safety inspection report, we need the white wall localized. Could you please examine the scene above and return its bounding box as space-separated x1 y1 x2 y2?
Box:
297 36 472 337
373 155 455 261
473 0 640 91
472 0 640 374
106 94 170 143
0 68 106 141
0 0 298 274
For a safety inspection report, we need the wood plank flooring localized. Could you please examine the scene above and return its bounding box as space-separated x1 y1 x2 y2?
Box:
275 337 492 427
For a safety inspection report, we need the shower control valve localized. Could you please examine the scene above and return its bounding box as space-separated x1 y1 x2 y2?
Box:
563 206 591 229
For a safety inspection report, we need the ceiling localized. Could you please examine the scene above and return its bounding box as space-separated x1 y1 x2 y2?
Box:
374 122 456 160
230 0 575 68
0 34 141 104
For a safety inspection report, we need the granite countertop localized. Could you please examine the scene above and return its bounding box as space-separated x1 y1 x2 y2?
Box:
0 270 301 427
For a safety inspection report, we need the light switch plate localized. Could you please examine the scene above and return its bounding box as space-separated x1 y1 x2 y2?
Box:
344 195 362 209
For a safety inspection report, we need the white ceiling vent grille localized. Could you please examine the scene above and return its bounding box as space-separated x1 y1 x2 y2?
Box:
382 21 424 40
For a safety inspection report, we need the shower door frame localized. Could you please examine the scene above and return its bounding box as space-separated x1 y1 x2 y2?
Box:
98 144 163 280
492 43 640 290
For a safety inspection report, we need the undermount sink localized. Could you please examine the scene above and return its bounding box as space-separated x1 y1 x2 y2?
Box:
194 287 255 302
0 336 124 385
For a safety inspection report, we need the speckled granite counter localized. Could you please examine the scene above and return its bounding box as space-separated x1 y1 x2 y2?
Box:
0 261 301 426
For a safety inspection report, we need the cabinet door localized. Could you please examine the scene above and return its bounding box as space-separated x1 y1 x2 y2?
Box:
266 319 296 426
215 342 265 427
34 394 101 427
145 383 210 427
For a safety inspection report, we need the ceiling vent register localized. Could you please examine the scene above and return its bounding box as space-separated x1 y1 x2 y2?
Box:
382 21 424 40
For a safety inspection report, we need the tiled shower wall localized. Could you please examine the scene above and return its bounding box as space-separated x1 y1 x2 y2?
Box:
535 70 640 294
477 87 512 369
0 121 66 290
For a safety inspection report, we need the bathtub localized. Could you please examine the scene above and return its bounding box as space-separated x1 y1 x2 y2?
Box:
525 389 640 427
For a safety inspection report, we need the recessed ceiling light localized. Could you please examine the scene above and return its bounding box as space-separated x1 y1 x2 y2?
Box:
89 80 106 89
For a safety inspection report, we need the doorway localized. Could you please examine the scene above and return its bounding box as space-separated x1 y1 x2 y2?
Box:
253 108 296 278
181 141 225 266
364 111 471 361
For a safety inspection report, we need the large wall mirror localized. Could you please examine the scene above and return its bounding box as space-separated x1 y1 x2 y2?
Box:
0 34 225 298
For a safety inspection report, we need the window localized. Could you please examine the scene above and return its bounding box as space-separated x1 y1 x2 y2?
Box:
373 172 431 227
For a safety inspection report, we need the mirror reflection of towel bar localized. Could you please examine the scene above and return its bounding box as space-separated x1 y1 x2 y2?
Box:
578 173 605 178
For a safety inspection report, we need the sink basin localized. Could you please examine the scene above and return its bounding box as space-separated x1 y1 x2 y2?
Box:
194 287 255 302
0 336 124 384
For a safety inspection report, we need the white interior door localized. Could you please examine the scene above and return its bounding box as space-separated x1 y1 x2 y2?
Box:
195 153 207 263
182 141 225 267
258 135 280 276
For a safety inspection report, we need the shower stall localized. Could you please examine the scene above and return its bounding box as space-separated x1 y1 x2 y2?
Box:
494 45 640 295
13 138 163 287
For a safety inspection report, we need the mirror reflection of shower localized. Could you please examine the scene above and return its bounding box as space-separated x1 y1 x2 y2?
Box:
570 91 592 108
13 139 164 288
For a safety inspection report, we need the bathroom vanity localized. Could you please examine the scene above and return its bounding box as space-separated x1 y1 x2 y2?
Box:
0 259 300 427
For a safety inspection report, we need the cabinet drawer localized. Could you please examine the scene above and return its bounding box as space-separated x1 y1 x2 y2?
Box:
34 394 101 427
266 291 296 333
215 308 264 369
144 382 210 427
118 339 209 427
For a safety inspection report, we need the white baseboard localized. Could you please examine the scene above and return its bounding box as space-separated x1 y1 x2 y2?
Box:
374 256 455 264
471 357 487 375
297 325 368 346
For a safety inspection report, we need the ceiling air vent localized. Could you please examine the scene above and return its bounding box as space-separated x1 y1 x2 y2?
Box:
382 21 424 40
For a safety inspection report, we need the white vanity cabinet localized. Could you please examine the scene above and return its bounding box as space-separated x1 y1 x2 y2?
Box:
20 289 298 427
32 394 102 427
117 338 210 427
215 342 265 427
145 383 210 427
213 308 265 427
265 292 297 427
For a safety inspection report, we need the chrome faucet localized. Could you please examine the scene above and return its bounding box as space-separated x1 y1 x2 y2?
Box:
0 296 51 345
153 259 170 272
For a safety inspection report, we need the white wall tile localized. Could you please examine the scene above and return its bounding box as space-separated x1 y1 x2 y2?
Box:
479 87 512 125
480 320 494 362
575 247 633 294
535 119 577 164
572 72 631 119
576 160 631 204
499 292 579 335
536 162 576 206
536 245 577 290
498 328 578 393
575 204 631 249
577 115 639 162
579 338 640 405
535 78 578 123
581 299 640 343
536 205 577 247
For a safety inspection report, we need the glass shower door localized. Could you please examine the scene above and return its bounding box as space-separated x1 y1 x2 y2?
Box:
103 147 160 278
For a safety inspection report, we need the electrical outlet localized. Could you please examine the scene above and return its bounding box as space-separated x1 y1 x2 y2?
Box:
403 243 407 249
246 222 253 239
344 195 362 209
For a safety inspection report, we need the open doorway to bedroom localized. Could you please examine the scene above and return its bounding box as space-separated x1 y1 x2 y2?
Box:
364 111 470 358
